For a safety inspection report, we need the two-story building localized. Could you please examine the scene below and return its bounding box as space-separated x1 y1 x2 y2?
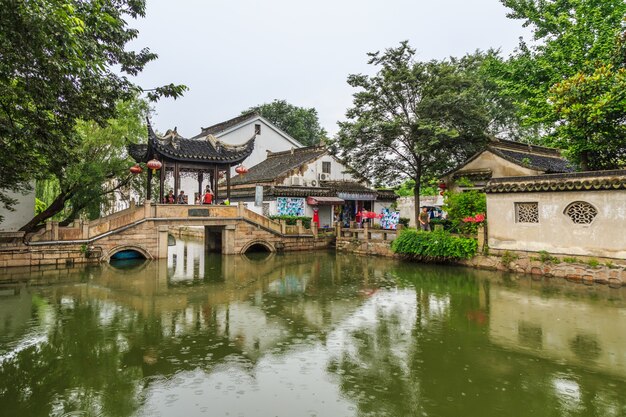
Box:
226 146 397 228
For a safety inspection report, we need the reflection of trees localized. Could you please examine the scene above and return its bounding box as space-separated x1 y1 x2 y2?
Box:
0 251 405 416
328 265 626 417
0 300 143 417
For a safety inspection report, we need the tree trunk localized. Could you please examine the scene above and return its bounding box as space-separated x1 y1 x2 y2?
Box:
413 177 421 228
19 191 71 233
580 150 590 171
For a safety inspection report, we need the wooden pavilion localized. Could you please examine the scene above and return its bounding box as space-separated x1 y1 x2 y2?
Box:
129 122 255 203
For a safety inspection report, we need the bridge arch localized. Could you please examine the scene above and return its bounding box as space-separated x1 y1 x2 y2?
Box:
106 244 154 262
240 240 275 254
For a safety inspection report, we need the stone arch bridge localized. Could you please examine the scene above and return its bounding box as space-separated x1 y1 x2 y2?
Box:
25 202 332 263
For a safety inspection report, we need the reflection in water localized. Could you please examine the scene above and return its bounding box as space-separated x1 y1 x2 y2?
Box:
0 240 625 417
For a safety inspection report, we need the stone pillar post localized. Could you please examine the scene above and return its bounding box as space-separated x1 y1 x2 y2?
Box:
51 221 59 241
363 222 370 241
223 224 236 254
82 220 89 239
335 222 342 238
144 200 152 218
296 219 304 235
477 224 486 252
237 201 245 217
157 226 169 259
280 220 286 234
311 222 318 237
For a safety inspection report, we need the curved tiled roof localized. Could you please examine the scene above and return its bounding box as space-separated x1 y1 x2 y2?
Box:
490 148 574 174
484 170 626 193
129 123 255 164
192 112 259 138
442 138 574 177
230 146 327 185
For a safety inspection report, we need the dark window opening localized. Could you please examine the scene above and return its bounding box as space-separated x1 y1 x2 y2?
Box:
255 124 261 135
322 161 331 174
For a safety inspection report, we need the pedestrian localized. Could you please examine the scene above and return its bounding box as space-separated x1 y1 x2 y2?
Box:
203 189 213 205
177 190 186 204
419 206 431 231
355 208 362 228
166 190 175 204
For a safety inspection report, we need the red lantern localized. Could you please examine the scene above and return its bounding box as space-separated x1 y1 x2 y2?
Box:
438 181 447 190
235 165 248 175
147 158 162 174
129 164 143 175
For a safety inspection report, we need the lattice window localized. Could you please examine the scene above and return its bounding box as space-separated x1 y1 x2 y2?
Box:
515 202 539 223
564 201 597 224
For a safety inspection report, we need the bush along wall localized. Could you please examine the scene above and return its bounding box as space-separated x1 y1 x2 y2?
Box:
391 229 478 261
269 215 312 229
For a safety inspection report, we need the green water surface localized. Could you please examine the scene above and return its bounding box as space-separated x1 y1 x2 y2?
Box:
1 240 625 417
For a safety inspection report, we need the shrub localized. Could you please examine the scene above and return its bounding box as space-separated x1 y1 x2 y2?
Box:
501 250 518 266
430 218 453 231
443 190 486 234
587 258 600 268
398 217 410 227
269 215 312 229
538 250 559 264
563 257 580 264
391 229 478 261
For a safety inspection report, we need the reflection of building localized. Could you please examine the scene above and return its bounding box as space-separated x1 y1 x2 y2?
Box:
489 287 626 378
227 146 397 227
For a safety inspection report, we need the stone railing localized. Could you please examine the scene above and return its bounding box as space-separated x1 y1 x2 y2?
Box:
336 222 403 242
27 201 333 243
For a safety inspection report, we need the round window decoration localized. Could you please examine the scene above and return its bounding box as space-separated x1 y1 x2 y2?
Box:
564 201 598 224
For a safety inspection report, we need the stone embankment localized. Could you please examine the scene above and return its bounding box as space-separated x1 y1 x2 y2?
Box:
335 225 626 287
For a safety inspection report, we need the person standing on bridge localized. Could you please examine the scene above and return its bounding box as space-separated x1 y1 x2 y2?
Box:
203 189 213 205
177 190 187 204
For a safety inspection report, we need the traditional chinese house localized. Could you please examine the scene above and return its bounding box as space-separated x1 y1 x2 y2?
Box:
225 145 397 227
128 123 255 203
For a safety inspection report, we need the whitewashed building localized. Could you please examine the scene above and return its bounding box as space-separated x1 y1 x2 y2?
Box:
226 146 397 228
0 184 35 232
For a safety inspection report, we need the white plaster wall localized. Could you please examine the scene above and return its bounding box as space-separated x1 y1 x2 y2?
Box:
487 190 626 259
279 154 355 186
445 151 542 192
0 184 35 232
218 119 302 171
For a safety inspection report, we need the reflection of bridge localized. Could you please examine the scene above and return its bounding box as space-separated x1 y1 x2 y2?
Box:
26 202 332 262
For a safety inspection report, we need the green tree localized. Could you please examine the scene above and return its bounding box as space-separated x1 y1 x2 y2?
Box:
243 100 328 146
22 97 149 231
331 42 497 223
442 190 486 234
0 0 186 221
491 0 626 141
549 65 626 170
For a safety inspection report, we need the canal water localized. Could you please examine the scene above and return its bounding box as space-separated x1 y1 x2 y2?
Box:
1 239 626 417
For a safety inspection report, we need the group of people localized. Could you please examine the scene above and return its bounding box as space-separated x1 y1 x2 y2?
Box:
163 187 214 205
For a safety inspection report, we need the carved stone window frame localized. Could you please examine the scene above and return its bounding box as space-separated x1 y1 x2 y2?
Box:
515 202 539 224
564 201 598 225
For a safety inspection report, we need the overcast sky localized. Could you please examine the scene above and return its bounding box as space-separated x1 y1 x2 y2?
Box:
130 0 528 138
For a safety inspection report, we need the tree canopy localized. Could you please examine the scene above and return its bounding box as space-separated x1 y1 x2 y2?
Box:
331 42 500 221
0 0 186 222
489 0 626 168
242 100 327 146
24 96 149 232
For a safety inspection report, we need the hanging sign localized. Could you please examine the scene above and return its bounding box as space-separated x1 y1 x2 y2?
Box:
255 185 263 207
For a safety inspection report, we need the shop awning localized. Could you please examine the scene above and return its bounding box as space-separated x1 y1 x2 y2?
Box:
307 196 345 206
